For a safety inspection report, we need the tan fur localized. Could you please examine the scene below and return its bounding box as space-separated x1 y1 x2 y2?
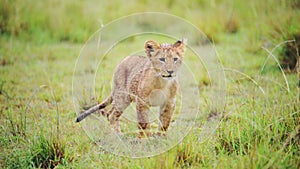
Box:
76 39 186 137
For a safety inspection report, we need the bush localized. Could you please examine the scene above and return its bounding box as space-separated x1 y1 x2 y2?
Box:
280 33 300 71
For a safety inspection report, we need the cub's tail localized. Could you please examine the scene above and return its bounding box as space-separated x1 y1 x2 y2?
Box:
76 95 112 122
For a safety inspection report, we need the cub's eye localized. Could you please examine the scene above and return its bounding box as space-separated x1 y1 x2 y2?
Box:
174 57 178 62
159 58 166 62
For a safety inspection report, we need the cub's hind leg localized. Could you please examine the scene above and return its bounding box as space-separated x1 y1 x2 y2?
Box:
107 107 123 133
108 91 131 133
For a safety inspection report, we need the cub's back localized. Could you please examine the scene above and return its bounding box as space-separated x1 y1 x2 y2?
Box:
113 55 150 89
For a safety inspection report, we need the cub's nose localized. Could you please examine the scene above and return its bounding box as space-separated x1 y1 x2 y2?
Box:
167 70 174 75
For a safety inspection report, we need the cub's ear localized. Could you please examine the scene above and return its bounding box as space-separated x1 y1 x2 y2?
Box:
173 39 187 54
145 40 160 57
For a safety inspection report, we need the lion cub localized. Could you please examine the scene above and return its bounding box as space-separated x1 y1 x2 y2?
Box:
76 39 186 137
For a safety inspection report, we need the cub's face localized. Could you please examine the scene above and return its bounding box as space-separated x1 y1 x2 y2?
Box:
145 39 186 79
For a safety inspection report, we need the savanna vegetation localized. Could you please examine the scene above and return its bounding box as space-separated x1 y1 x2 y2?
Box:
0 0 299 168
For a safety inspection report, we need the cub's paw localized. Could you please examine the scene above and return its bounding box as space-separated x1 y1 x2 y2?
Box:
152 131 167 139
137 130 152 139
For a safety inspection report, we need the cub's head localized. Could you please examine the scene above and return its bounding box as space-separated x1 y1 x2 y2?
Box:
145 39 186 79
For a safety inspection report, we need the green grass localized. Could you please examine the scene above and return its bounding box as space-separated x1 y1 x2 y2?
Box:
1 0 299 168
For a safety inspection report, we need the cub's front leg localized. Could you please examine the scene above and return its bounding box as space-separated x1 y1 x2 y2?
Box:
136 99 151 138
158 81 177 136
158 98 176 136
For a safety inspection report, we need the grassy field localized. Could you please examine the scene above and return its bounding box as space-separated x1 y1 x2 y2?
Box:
0 0 299 168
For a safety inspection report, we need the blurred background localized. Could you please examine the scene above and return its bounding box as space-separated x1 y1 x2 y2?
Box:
1 0 299 69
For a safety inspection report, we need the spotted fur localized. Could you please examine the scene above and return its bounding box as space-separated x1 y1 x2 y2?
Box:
76 39 186 137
